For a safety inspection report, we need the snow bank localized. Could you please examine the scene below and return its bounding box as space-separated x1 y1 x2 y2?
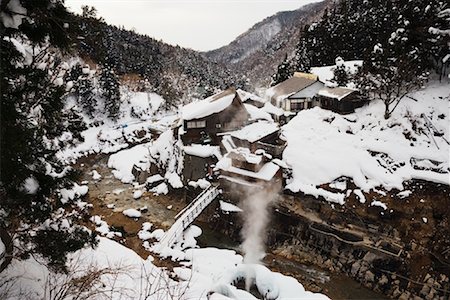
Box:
107 143 150 183
283 83 449 203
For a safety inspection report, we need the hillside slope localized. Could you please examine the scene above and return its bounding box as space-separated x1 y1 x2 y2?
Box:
72 14 247 101
205 1 331 87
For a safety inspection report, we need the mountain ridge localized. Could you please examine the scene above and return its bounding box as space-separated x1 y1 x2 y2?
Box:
205 1 332 87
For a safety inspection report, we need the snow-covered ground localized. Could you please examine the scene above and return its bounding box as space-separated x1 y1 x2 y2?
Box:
1 231 328 300
282 82 449 204
57 91 175 163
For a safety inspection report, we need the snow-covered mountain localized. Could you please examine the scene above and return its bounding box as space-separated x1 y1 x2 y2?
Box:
205 1 331 87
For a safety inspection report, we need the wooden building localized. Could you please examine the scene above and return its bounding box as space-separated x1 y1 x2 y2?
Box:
224 120 286 158
267 72 323 115
316 87 366 114
181 88 249 145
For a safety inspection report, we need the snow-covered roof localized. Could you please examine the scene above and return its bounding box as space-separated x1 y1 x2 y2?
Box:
261 102 285 117
317 87 358 101
266 73 318 103
183 144 222 158
289 81 324 99
237 89 266 104
228 148 262 165
182 88 237 121
228 120 279 143
216 155 280 181
244 104 273 122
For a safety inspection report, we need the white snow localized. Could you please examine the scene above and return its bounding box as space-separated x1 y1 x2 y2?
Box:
353 189 366 204
0 0 27 29
244 103 273 122
216 154 280 182
237 89 266 104
329 179 347 191
262 102 285 117
182 89 236 120
184 144 222 158
282 83 449 204
227 120 278 143
91 170 102 180
146 174 164 184
189 178 212 189
311 60 363 87
397 190 412 198
219 200 243 213
108 143 150 183
133 190 143 199
166 172 183 189
138 222 153 240
22 177 39 194
59 183 88 204
90 215 122 238
317 87 357 101
122 208 142 218
371 200 387 210
57 91 172 163
151 182 169 195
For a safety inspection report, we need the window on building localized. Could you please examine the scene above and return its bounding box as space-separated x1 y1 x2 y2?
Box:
215 123 222 129
186 120 206 129
290 100 305 111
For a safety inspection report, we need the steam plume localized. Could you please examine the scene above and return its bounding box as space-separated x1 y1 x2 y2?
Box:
240 185 278 291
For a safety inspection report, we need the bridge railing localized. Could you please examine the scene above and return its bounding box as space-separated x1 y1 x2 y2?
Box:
157 185 220 251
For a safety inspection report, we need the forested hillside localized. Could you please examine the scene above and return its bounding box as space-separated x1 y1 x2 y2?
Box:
286 0 449 76
73 8 248 101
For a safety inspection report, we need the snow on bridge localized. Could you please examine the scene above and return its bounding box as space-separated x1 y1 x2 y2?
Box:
154 184 221 252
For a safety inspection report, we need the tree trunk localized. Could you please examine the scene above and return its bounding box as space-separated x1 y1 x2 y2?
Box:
0 228 13 273
384 101 391 119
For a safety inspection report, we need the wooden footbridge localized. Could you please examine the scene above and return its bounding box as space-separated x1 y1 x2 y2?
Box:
155 184 221 251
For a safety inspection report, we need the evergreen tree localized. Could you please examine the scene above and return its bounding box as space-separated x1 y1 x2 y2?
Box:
99 63 121 120
293 41 312 73
271 54 292 86
1 0 96 272
332 57 349 86
76 65 97 117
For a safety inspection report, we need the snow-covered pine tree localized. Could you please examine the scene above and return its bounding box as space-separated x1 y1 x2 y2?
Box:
76 64 97 117
332 57 349 86
99 63 121 120
292 42 312 73
271 54 292 86
1 0 96 272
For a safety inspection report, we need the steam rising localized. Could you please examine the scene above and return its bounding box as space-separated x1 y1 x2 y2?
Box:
240 185 278 291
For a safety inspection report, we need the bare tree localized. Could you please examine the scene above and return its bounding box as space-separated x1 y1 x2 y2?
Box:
357 44 427 119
